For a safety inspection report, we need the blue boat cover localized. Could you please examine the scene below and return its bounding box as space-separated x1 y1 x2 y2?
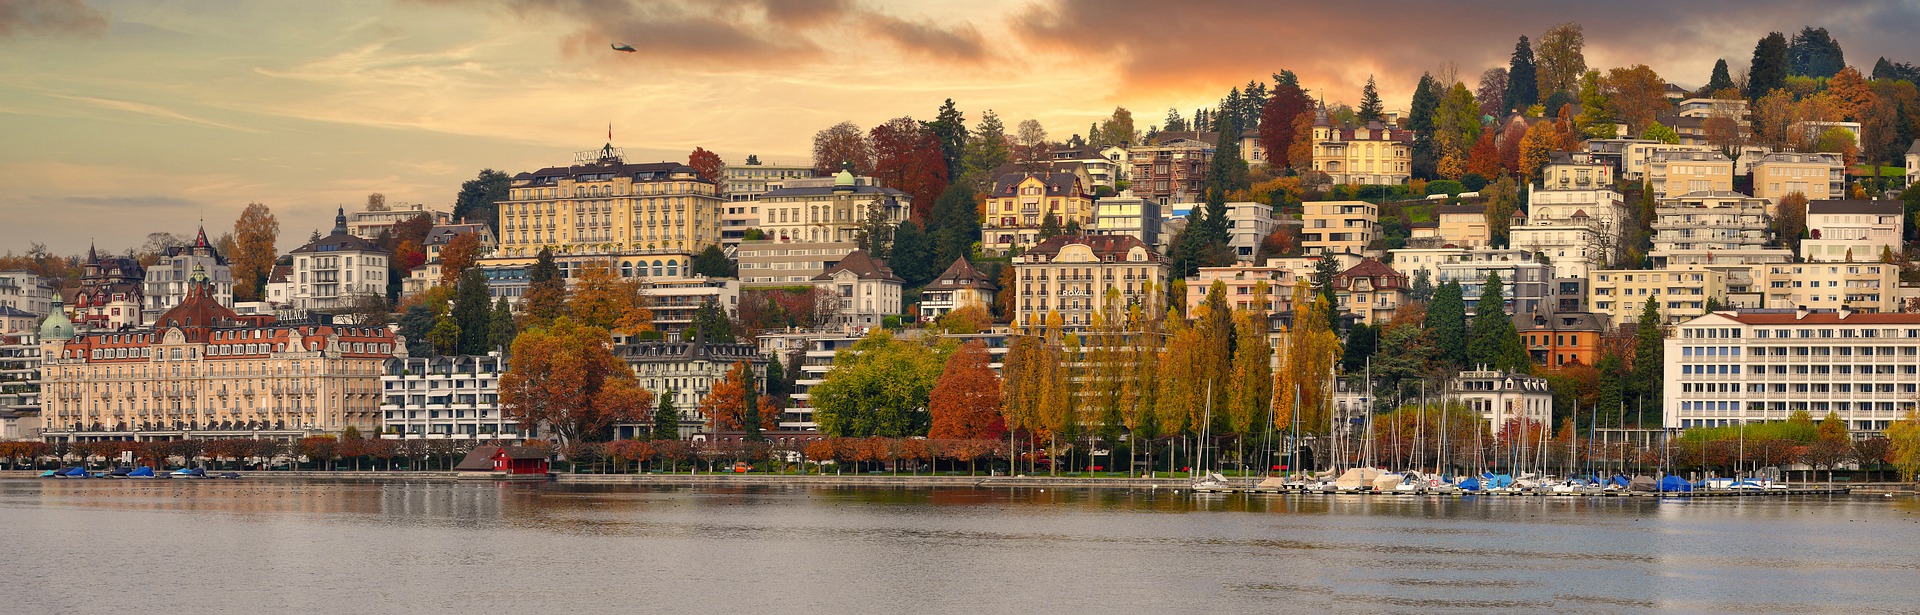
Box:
128 466 154 477
1458 477 1482 491
62 467 88 477
1610 474 1631 487
1658 475 1693 492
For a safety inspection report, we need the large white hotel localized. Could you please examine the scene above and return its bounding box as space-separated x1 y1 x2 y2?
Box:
1666 308 1920 433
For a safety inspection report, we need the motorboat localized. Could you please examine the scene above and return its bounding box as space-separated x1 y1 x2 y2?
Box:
127 466 161 479
170 468 209 479
105 466 133 479
58 466 92 478
216 472 243 480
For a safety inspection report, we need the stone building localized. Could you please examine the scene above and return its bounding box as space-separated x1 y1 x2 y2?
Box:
983 171 1094 255
613 340 766 439
142 226 234 324
493 144 725 275
1011 235 1167 332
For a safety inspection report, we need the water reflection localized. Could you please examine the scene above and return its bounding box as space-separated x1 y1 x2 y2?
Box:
2 479 1916 614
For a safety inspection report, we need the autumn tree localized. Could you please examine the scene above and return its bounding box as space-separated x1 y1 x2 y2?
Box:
702 361 775 433
500 317 654 447
1258 81 1314 168
1273 282 1338 434
870 116 950 220
1226 308 1273 439
230 202 279 302
1774 191 1809 254
688 147 725 184
1475 68 1509 120
812 121 872 176
1534 22 1587 98
438 232 483 286
1603 64 1669 135
809 330 947 437
928 341 1005 440
1014 119 1050 170
1887 410 1920 482
566 262 653 335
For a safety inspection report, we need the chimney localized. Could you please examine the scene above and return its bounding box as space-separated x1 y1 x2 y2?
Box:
1838 304 1854 319
1795 305 1809 320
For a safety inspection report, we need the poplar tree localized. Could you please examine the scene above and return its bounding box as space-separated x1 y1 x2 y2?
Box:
1425 281 1468 369
1632 298 1665 424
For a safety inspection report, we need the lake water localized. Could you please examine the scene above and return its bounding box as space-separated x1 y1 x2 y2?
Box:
3 479 1917 614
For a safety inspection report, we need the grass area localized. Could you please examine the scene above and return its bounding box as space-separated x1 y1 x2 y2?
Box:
1849 164 1904 176
1404 203 1435 223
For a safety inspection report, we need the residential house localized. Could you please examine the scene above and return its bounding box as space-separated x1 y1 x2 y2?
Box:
811 250 902 329
1331 258 1408 326
920 257 999 322
984 171 1095 255
1751 151 1846 207
1011 235 1167 332
1801 199 1903 262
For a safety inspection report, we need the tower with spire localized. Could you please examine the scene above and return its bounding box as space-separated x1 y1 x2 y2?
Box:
142 223 236 323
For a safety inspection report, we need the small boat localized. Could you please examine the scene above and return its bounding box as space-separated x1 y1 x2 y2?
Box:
105 466 133 479
127 466 160 479
1191 472 1233 490
38 469 60 478
170 468 209 479
59 466 92 478
216 472 243 480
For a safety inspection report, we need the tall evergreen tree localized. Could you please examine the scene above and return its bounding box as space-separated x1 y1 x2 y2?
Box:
1787 26 1845 78
690 245 736 278
1312 256 1341 331
923 99 968 183
1201 116 1242 243
1465 273 1529 373
1408 269 1435 302
927 183 980 267
1425 281 1467 368
1505 36 1539 113
1631 297 1665 425
651 391 680 440
525 247 565 323
488 297 517 352
451 267 492 355
764 356 789 407
961 109 1010 184
1747 31 1790 101
1037 212 1063 240
889 220 934 286
1409 73 1442 179
398 304 435 357
1356 76 1384 124
1705 58 1734 94
1340 323 1376 373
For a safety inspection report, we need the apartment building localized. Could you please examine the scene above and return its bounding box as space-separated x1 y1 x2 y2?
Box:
494 145 724 274
1226 201 1278 261
380 354 526 441
1434 249 1552 317
1011 235 1167 332
347 201 452 240
1387 247 1467 282
638 276 742 339
1451 369 1553 432
1751 151 1846 206
721 160 814 201
1515 311 1606 368
1589 267 1728 327
284 209 391 312
1801 199 1903 262
0 270 53 318
1753 262 1899 313
1129 137 1213 206
1649 191 1771 266
1090 191 1163 250
1621 143 1712 181
1300 200 1377 257
1184 260 1296 315
1331 258 1408 326
736 241 857 288
1309 111 1413 185
984 171 1094 255
750 170 909 245
1647 150 1734 200
613 340 766 439
1433 203 1491 249
1664 309 1920 432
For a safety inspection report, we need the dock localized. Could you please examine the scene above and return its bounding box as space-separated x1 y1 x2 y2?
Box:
1188 485 1853 498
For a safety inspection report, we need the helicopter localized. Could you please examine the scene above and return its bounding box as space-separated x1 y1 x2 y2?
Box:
611 43 636 53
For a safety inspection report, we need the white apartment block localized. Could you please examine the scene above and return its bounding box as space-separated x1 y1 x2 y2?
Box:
380 354 526 440
1665 309 1920 433
1589 267 1728 327
285 209 392 311
1226 201 1277 261
1649 191 1771 267
1801 199 1902 263
736 241 857 287
0 270 53 318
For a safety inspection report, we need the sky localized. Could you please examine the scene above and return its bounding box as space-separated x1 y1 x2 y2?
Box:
2 0 1918 255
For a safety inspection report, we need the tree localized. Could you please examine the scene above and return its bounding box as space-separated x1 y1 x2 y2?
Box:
1426 281 1467 368
871 116 950 220
809 331 947 437
1258 81 1314 168
1476 68 1509 119
1357 76 1384 124
454 169 511 236
961 109 1011 188
926 182 980 268
1340 322 1376 373
1643 122 1680 144
1535 22 1587 98
687 301 735 343
501 317 654 447
438 232 483 287
1037 211 1062 240
1706 59 1735 95
451 266 493 355
1775 191 1809 254
928 341 1005 440
1465 128 1503 179
428 315 461 357
1014 119 1050 170
1517 119 1559 180
1409 269 1434 302
923 98 968 183
690 245 735 278
1483 176 1521 247
398 304 436 357
1605 64 1669 135
231 202 279 302
702 362 775 433
1096 106 1137 148
1788 26 1845 78
1506 36 1540 113
523 247 565 326
1888 410 1920 482
488 297 517 351
688 147 724 183
1631 296 1664 424
933 304 991 334
1466 273 1529 373
890 220 934 287
1274 282 1339 433
1408 73 1442 178
652 390 680 440
1748 32 1790 101
1226 309 1273 439
566 262 653 335
812 121 873 176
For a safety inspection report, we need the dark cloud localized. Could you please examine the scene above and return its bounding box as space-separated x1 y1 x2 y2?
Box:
869 14 987 63
0 0 107 39
1013 0 1920 107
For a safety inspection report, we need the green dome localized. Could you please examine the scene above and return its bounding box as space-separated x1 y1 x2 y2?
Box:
833 167 855 189
39 298 73 341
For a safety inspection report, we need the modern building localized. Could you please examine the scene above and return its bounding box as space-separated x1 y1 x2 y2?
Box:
38 276 395 442
1129 137 1213 206
1047 146 1130 190
0 330 40 419
1584 138 1657 178
1664 309 1920 432
1300 200 1377 257
753 169 909 245
347 201 452 240
1434 249 1553 317
810 250 902 329
1331 258 1408 326
380 354 526 441
1515 311 1606 368
494 144 725 272
1801 199 1903 262
1011 235 1167 332
614 340 766 439
1432 203 1491 249
736 240 857 288
1309 111 1412 185
480 264 530 307
920 257 999 322
636 276 741 339
1649 191 1771 267
0 271 52 321
1090 191 1163 250
721 159 814 201
1225 201 1278 261
1588 267 1728 327
1647 149 1734 200
1751 151 1846 206
1753 261 1899 313
1387 247 1468 283
1452 369 1553 433
983 171 1094 255
141 227 234 324
284 208 392 312
1184 260 1296 315
1620 142 1712 181
68 246 145 331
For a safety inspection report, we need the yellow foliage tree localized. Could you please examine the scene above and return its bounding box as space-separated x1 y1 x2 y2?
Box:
567 262 654 335
1273 282 1339 433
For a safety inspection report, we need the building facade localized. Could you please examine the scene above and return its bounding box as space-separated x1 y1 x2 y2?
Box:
1452 369 1553 433
1090 191 1163 250
1801 199 1902 262
1647 149 1735 200
1011 235 1167 332
984 172 1095 255
736 240 857 287
347 201 453 240
1649 191 1771 266
754 170 909 245
722 160 814 201
1515 311 1606 368
1751 151 1846 206
1434 249 1553 317
614 340 766 439
38 278 395 442
142 227 234 323
68 247 146 331
810 250 902 329
0 330 40 420
920 257 999 321
1184 260 1296 315
494 145 724 273
284 209 392 312
1129 137 1213 206
380 354 526 440
1301 200 1378 257
1309 113 1412 185
1589 267 1728 327
1664 309 1920 433
1225 201 1278 261
0 271 54 318
1331 258 1408 326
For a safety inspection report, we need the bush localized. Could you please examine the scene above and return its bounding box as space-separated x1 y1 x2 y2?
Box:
1459 174 1489 192
882 315 902 330
1426 180 1464 196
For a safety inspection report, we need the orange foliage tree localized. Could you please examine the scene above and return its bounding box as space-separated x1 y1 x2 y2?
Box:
928 341 1006 440
500 317 655 447
701 361 777 432
437 232 484 286
566 262 654 335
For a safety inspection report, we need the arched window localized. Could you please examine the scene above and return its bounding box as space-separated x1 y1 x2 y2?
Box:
652 260 665 277
621 262 633 277
667 260 680 277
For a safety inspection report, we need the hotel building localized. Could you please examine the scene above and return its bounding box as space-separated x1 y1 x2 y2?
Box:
1665 309 1920 433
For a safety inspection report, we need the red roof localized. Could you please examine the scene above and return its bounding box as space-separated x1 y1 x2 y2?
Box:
1723 312 1920 325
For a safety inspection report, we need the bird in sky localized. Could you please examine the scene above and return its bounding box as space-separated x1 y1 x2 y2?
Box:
611 43 636 53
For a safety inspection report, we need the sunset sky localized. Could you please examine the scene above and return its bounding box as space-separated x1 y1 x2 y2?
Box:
3 0 1917 254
